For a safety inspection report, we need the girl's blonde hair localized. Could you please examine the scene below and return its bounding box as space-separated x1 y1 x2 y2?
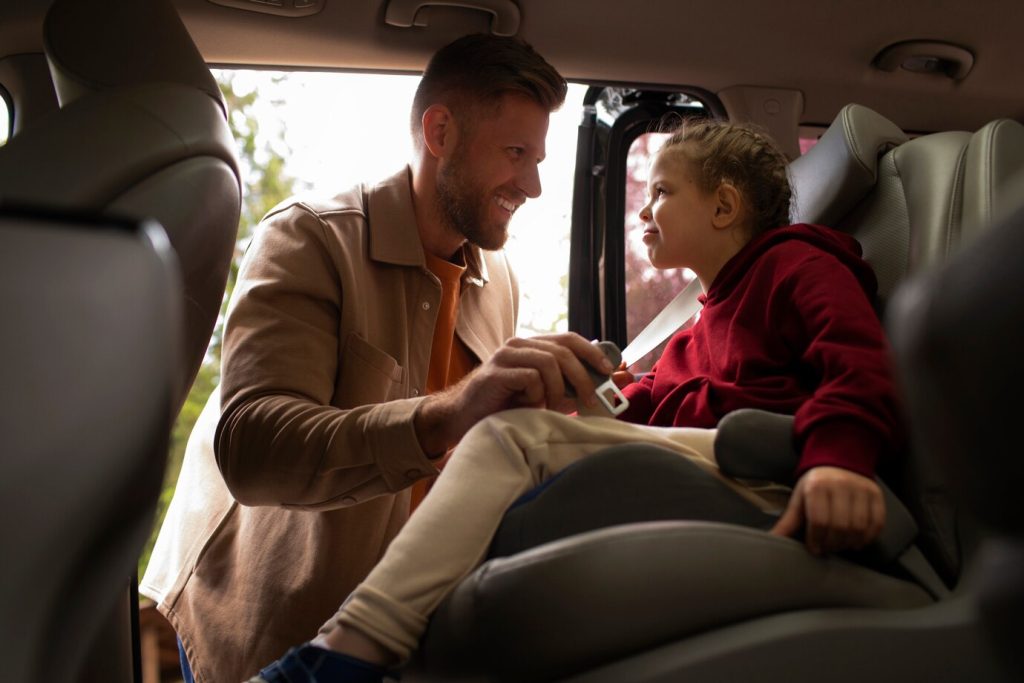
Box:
660 119 792 235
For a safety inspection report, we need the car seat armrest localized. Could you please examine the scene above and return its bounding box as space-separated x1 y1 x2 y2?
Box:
715 408 800 484
858 480 921 568
715 408 919 567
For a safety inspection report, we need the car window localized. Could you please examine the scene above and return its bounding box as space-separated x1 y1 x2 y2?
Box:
210 69 583 337
799 124 828 155
0 89 9 146
141 70 586 576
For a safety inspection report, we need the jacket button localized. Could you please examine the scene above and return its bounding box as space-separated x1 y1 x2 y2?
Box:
411 387 420 396
406 469 421 479
341 496 356 505
421 301 431 310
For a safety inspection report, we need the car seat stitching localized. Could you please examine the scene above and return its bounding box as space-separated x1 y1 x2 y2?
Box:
888 151 913 268
843 108 872 177
946 144 968 257
983 122 1002 222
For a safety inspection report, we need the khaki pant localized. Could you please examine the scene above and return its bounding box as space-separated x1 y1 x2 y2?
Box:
324 409 789 660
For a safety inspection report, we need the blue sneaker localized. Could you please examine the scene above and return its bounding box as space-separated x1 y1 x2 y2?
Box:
250 643 398 683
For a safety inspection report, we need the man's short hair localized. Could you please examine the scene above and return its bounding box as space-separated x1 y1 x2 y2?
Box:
411 34 567 146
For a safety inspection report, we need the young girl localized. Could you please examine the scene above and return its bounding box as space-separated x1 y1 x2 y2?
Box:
254 120 898 683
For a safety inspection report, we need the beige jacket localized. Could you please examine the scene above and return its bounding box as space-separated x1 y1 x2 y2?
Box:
140 168 518 683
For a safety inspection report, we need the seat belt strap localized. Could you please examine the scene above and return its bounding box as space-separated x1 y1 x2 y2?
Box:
620 277 704 367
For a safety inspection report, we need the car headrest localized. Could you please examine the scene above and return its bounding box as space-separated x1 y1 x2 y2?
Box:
962 118 1024 244
42 0 224 115
790 103 908 226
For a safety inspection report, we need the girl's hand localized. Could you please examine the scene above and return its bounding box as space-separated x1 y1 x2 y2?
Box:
770 466 885 555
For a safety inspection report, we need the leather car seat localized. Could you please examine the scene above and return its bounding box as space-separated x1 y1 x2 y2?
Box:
0 211 180 683
410 105 1024 682
0 0 240 681
890 165 1024 683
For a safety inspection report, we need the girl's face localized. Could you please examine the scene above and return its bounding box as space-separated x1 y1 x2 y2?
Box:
638 149 719 270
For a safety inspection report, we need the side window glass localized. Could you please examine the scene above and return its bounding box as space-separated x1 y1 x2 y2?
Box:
508 83 586 335
798 124 827 155
0 90 10 146
623 132 697 372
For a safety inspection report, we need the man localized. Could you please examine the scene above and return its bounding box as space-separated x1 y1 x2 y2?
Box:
141 34 613 683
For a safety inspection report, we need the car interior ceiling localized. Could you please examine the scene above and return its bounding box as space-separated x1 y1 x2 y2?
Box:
1 0 1023 133
1 1 1022 682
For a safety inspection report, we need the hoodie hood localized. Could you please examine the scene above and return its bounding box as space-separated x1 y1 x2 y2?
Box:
705 223 879 305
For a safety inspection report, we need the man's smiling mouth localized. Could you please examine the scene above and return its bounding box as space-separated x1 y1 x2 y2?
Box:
495 196 519 214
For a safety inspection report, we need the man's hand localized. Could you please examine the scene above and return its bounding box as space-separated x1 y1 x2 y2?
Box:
414 333 615 455
770 466 885 555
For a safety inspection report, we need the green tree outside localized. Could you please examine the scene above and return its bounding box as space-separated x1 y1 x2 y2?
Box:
138 71 298 578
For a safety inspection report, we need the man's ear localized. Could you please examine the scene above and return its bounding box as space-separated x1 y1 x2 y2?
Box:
421 104 455 159
711 182 743 230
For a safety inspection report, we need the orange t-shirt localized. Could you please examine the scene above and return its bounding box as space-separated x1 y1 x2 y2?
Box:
409 250 476 511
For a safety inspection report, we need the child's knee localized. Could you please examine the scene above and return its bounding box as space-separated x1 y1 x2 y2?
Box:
464 409 537 446
460 408 566 461
504 407 577 427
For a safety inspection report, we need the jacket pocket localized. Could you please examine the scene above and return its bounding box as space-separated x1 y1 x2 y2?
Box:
336 332 405 407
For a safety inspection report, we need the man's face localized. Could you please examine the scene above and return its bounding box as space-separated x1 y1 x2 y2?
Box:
436 92 550 250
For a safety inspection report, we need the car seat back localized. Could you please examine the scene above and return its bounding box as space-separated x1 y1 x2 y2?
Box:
416 104 1024 683
0 211 180 683
0 1 240 680
792 106 1024 586
890 171 1024 681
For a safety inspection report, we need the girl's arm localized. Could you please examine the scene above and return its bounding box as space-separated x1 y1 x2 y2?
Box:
770 465 885 554
772 250 898 553
783 252 901 479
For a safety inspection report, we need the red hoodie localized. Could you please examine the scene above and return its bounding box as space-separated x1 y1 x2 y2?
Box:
618 224 900 478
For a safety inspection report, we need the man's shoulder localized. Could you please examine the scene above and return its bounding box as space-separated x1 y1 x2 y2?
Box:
263 186 370 225
262 168 411 230
246 189 374 271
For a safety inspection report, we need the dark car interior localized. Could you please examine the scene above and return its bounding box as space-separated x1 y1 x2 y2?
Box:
1 0 1022 681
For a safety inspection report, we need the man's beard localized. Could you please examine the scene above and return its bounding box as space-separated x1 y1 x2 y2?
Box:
435 143 510 251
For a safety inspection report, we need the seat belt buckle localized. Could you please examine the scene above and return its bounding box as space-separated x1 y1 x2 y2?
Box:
593 377 630 416
575 340 630 417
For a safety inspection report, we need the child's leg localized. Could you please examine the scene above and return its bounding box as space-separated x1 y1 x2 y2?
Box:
321 408 735 662
489 441 781 559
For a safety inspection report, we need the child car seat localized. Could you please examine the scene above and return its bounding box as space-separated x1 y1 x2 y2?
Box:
410 105 1024 682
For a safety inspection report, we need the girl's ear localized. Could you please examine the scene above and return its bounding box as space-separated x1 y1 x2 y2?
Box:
421 104 455 159
711 182 743 230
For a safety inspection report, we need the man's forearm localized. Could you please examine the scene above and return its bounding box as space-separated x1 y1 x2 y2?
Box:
413 385 466 458
217 392 434 507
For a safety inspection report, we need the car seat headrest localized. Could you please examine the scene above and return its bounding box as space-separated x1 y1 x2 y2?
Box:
42 0 224 115
790 103 908 226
